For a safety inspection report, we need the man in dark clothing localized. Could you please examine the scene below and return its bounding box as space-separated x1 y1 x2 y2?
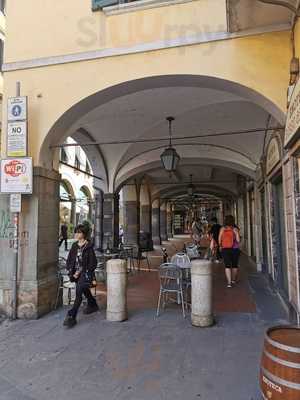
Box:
209 217 222 262
59 223 68 251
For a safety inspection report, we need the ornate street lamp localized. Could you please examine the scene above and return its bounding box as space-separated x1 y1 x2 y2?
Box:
160 116 180 172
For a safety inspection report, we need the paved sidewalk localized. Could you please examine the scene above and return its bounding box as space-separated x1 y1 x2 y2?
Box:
0 264 288 400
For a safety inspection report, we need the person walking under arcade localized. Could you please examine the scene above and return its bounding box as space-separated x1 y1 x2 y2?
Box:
191 217 202 245
63 224 99 328
218 215 240 288
208 217 222 262
59 222 68 251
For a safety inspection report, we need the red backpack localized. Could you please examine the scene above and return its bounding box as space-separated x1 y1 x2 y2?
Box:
221 227 234 249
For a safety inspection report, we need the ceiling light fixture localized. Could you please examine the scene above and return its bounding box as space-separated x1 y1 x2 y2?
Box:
160 117 180 173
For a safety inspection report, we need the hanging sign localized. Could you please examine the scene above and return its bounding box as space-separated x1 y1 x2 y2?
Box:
0 158 33 194
266 137 281 175
7 97 27 121
285 79 300 147
10 194 22 213
7 121 27 157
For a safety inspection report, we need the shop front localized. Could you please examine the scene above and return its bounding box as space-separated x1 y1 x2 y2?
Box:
264 135 290 301
284 77 300 320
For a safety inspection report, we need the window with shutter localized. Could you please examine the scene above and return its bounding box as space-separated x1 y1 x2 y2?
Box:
92 0 119 10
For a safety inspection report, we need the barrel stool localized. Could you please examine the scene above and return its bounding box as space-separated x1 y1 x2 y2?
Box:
260 325 300 400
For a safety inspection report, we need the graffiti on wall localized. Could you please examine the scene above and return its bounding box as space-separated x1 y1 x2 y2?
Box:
0 210 14 240
0 211 30 248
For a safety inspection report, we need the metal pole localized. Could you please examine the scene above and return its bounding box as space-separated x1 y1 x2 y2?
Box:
16 81 21 97
49 126 285 149
12 212 19 320
11 81 21 320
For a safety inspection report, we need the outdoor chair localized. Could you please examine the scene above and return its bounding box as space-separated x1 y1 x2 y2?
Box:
186 243 201 260
119 244 135 272
171 253 192 308
156 263 185 318
129 244 151 272
94 261 106 284
171 252 192 269
55 257 75 309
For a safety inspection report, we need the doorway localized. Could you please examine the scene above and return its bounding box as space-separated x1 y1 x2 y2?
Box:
273 177 289 297
260 189 268 273
249 190 256 260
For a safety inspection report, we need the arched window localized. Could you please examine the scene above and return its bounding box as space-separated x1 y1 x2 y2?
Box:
76 186 92 224
60 181 75 225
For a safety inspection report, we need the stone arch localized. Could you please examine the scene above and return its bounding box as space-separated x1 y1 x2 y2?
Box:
39 74 286 193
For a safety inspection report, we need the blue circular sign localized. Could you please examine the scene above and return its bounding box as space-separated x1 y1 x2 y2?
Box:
12 105 22 117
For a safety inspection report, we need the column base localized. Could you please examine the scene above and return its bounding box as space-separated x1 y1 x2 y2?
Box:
0 277 59 319
152 236 161 245
191 314 214 327
106 310 128 322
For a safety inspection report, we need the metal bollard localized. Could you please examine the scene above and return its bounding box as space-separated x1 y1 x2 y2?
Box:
191 259 214 327
106 259 128 322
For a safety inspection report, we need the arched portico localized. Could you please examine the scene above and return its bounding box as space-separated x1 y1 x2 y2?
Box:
0 69 287 318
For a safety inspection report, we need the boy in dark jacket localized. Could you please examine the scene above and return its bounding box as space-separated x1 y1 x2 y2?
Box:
63 224 99 328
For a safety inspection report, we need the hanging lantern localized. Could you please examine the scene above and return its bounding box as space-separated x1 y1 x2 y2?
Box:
160 117 180 172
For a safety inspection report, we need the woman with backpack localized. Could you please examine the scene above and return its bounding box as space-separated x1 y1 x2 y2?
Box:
63 224 99 328
218 215 240 288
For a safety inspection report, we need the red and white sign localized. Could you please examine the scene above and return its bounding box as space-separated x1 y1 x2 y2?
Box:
0 158 32 194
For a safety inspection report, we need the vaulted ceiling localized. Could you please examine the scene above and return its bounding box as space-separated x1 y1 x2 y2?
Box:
66 0 291 200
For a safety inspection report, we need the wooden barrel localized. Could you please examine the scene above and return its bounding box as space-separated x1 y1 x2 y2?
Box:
260 325 300 400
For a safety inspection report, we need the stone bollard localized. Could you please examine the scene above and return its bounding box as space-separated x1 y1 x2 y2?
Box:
191 259 214 327
106 259 128 322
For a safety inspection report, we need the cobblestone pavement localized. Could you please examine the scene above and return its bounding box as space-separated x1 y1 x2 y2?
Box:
0 239 288 400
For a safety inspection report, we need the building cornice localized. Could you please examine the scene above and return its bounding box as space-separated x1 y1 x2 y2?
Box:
2 23 291 73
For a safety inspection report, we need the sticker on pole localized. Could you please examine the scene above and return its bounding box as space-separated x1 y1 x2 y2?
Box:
10 193 22 213
0 158 33 194
7 97 27 121
7 121 27 157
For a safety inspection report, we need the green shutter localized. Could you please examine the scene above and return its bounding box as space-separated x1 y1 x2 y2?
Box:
92 0 118 10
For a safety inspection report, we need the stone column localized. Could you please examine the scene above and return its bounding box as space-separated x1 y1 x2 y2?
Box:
140 184 151 234
191 259 214 327
160 202 168 241
152 199 161 245
94 189 103 250
106 259 127 322
103 193 119 250
167 202 173 238
71 199 76 227
0 167 60 319
122 184 139 245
